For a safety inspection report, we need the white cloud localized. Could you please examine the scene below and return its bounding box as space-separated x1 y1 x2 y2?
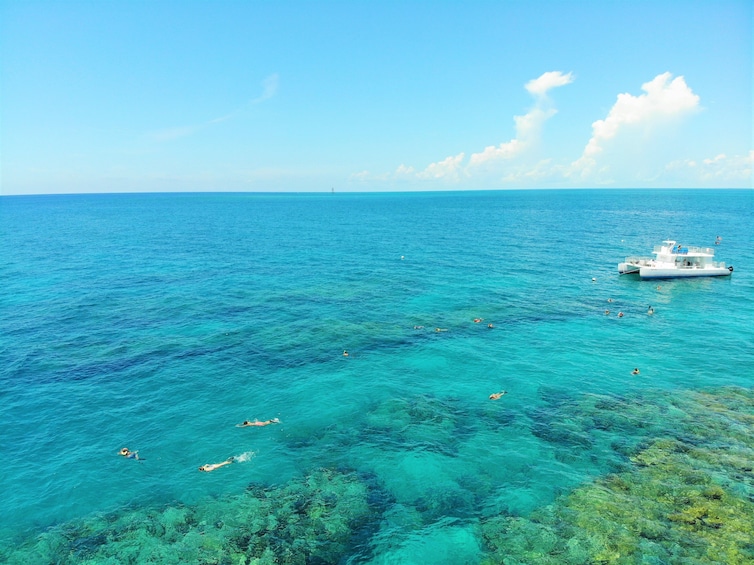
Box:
571 72 700 178
703 153 727 165
395 164 416 177
525 71 575 97
468 139 524 166
356 71 746 189
468 72 572 167
665 151 753 186
374 71 572 182
416 152 466 180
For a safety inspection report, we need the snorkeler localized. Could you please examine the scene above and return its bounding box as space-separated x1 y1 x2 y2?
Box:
343 350 349 357
632 368 640 375
199 457 235 472
489 391 508 400
647 306 654 315
237 418 280 427
617 312 624 318
435 328 448 332
119 448 143 460
473 318 483 323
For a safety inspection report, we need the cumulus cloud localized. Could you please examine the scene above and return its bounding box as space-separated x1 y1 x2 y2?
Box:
368 71 572 182
571 72 700 178
354 71 744 189
416 152 465 180
468 71 573 167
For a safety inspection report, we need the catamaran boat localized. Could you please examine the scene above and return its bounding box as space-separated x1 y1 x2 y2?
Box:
618 240 733 279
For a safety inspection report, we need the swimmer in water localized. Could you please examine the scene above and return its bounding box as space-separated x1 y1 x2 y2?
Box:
617 312 624 318
605 310 610 315
632 368 640 375
473 318 483 323
343 350 349 357
647 306 654 315
607 298 614 303
199 457 235 472
435 328 448 332
487 323 494 328
413 325 424 330
237 418 280 427
489 391 508 400
119 448 143 460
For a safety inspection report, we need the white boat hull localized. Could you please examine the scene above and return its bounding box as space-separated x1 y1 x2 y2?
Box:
637 266 732 279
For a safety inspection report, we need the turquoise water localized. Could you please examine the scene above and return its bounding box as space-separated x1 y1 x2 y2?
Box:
1 189 753 563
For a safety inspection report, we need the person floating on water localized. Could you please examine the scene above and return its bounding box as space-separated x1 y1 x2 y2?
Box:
632 368 640 375
473 318 483 323
435 327 448 332
119 448 143 460
617 312 624 318
237 418 280 427
604 310 610 315
647 306 654 315
343 350 349 357
487 323 494 329
199 457 235 472
489 391 507 400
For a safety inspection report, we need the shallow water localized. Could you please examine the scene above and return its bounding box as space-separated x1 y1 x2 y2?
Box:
1 189 752 563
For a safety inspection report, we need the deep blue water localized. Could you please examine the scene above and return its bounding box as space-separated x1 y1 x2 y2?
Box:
1 189 752 563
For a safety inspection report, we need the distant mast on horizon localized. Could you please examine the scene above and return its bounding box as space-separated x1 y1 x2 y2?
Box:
331 187 334 194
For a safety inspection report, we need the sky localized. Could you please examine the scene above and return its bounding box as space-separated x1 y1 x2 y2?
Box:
1 0 752 194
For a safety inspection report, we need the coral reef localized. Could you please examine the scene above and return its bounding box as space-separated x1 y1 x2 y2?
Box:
1 468 372 565
482 386 754 564
3 387 753 564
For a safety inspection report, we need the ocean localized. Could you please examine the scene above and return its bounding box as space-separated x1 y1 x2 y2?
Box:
1 189 752 564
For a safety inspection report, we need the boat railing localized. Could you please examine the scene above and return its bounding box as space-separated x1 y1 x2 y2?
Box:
666 245 715 255
675 261 726 269
624 256 653 265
